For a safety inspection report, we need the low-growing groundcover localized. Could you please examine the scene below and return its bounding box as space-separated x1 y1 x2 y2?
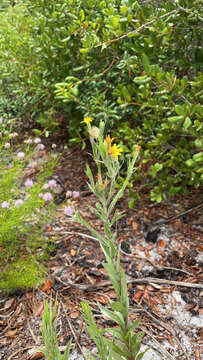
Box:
0 118 58 293
0 0 202 202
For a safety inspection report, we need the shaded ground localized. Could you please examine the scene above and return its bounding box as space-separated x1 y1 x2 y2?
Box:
0 143 202 360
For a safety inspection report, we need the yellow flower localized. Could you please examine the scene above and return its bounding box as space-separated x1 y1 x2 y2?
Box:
105 134 114 146
108 143 123 160
81 117 93 125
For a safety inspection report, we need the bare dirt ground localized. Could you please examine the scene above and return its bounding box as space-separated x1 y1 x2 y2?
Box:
0 143 202 360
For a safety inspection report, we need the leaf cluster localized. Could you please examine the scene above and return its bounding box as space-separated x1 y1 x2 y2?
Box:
0 0 202 201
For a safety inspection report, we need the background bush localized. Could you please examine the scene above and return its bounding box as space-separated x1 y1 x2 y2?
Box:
0 0 202 201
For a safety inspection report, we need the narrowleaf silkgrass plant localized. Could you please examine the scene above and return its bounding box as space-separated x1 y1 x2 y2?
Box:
41 118 148 359
41 297 72 360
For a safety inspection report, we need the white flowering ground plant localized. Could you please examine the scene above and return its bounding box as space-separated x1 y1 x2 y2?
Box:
41 118 148 360
0 117 58 293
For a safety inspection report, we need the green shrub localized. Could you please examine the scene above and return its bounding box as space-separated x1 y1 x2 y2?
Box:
0 0 202 200
0 118 57 293
0 258 46 294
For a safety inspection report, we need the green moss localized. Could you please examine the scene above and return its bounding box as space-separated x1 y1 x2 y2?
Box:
0 257 46 294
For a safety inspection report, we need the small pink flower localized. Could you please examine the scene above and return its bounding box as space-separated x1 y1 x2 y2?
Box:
0 117 2 124
15 199 24 207
43 192 53 201
4 142 10 149
34 137 41 144
48 179 57 188
17 152 25 160
1 201 9 209
36 143 45 151
73 191 80 199
64 206 74 216
0 132 2 137
25 179 33 187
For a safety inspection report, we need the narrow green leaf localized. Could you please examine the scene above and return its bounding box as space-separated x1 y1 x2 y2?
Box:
168 115 184 123
133 75 151 84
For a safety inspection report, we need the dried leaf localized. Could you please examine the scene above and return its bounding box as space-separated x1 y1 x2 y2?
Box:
45 225 52 232
5 329 18 337
41 279 53 292
30 353 45 360
69 310 79 319
4 298 16 311
33 302 44 317
144 249 151 258
157 239 167 248
97 295 108 305
144 287 150 301
133 291 143 303
28 348 45 360
70 248 76 257
168 334 175 346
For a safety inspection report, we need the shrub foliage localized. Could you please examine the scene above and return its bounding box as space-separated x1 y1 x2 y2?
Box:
0 0 202 201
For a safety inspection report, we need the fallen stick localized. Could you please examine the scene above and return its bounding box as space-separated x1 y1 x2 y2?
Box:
64 276 203 292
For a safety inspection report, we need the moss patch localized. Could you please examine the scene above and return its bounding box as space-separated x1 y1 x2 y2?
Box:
0 257 46 294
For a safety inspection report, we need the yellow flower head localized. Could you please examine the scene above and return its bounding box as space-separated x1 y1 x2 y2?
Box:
108 143 123 160
81 117 93 126
105 134 114 146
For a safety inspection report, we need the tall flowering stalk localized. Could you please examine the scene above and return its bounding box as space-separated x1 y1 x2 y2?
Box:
73 118 147 360
41 118 147 360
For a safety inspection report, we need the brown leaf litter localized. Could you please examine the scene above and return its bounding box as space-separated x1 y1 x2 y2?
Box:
0 143 202 360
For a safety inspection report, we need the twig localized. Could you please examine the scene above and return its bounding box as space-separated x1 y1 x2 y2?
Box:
178 5 203 22
153 201 203 226
140 327 176 360
27 317 39 345
95 9 178 48
7 346 33 360
130 253 192 276
47 230 99 242
138 306 191 360
69 57 116 88
64 277 203 291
